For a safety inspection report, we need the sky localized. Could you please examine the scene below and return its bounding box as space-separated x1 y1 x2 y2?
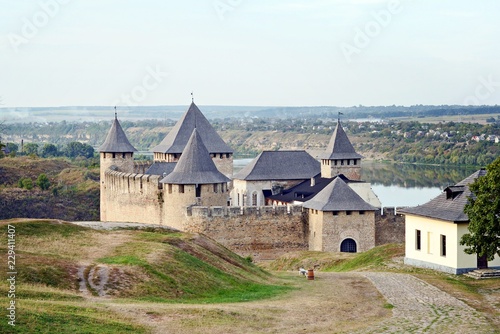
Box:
1 0 500 108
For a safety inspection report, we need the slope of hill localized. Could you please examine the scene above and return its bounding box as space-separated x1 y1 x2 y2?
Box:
0 157 100 220
0 220 289 333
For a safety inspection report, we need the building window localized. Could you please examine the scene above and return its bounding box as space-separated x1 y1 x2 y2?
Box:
359 211 365 215
341 160 344 165
416 230 421 250
332 211 338 216
441 235 446 257
347 160 350 165
353 160 357 166
195 185 201 197
237 193 240 206
334 160 338 166
252 192 257 206
213 184 218 193
168 184 172 194
346 211 352 215
179 184 184 194
427 232 432 254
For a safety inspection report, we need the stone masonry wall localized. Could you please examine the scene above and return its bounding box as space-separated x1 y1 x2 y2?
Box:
375 207 406 245
320 210 376 252
103 170 164 225
184 205 308 260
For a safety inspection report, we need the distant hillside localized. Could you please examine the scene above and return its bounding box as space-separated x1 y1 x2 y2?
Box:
0 220 288 333
0 157 99 220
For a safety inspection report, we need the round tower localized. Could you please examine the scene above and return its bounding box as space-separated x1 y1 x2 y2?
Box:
98 111 137 221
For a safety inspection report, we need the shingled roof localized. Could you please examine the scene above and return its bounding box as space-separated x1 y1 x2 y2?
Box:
233 151 320 181
99 115 137 153
151 102 233 154
145 162 177 176
320 121 363 160
399 169 487 223
160 129 230 185
303 176 376 211
267 174 357 204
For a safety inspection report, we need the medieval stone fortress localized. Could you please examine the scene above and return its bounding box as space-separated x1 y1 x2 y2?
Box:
99 102 404 259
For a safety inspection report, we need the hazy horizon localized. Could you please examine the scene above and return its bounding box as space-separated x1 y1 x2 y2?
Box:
1 1 500 108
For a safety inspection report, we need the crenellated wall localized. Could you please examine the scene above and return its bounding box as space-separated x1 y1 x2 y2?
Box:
184 205 309 260
102 169 165 225
101 166 406 260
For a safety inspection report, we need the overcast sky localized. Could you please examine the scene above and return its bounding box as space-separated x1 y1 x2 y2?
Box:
1 0 499 108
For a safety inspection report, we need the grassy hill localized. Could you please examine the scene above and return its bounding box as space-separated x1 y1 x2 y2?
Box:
0 220 291 333
0 157 99 220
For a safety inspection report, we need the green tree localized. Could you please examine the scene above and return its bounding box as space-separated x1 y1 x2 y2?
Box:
36 173 50 190
24 143 39 156
41 143 58 157
63 142 94 159
460 157 500 268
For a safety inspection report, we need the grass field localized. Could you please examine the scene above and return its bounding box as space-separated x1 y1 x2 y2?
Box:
1 220 499 333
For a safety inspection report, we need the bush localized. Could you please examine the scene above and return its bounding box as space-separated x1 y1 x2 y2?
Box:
37 173 51 190
19 177 34 190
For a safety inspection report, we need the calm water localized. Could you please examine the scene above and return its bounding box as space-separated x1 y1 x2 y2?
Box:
233 159 477 208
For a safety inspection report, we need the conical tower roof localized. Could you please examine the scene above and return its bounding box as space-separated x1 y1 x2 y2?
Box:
99 114 137 153
152 102 233 154
303 176 376 211
160 129 231 185
320 121 362 160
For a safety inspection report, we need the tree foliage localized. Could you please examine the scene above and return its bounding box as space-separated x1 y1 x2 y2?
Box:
461 157 500 264
41 143 59 157
63 142 94 159
24 143 39 156
36 173 51 190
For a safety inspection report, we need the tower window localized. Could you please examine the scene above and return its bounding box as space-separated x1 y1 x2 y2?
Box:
179 185 184 194
195 185 201 197
416 229 421 250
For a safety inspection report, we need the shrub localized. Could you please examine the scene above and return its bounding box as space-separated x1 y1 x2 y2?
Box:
37 173 51 190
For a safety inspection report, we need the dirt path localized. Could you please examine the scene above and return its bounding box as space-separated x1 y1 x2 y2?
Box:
104 272 390 334
99 272 497 334
71 223 134 298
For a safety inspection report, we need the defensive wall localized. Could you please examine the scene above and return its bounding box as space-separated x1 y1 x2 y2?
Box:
184 205 309 260
102 168 164 225
375 207 406 245
101 166 406 259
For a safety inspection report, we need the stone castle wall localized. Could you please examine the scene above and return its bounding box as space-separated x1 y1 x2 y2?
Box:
101 166 405 260
103 169 164 225
375 207 406 245
183 205 309 260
